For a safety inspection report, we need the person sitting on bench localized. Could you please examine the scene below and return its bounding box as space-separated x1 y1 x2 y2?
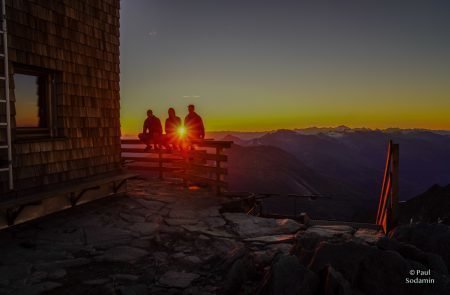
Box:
138 109 162 151
164 107 182 150
184 104 205 140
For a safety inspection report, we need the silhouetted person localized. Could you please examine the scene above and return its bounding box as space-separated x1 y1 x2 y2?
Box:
164 108 182 150
138 109 162 151
184 104 205 140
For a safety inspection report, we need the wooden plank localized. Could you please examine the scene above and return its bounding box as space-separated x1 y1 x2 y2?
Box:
186 151 228 162
126 166 182 172
121 156 181 163
121 139 143 144
121 139 233 148
121 148 175 154
190 139 233 148
182 163 228 175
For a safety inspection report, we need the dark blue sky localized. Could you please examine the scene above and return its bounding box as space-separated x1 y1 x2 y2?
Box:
120 0 450 133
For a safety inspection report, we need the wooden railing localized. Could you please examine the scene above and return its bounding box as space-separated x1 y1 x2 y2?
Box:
121 139 232 194
376 140 399 233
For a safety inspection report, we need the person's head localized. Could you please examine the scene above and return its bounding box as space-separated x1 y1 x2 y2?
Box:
168 107 175 118
188 104 195 114
147 109 153 117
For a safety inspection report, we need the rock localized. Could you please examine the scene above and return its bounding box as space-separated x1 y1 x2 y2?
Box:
356 250 412 295
15 281 62 295
223 213 302 238
222 257 254 295
244 234 295 244
389 223 450 270
181 255 202 265
133 199 165 212
169 209 199 219
118 284 148 295
83 226 135 247
111 274 139 281
305 225 354 240
165 218 199 226
120 212 146 223
377 237 448 275
47 269 66 280
309 241 376 284
323 266 352 295
353 228 384 245
159 271 200 288
98 246 148 263
182 224 234 238
0 263 32 282
263 254 318 295
130 222 160 236
204 217 226 228
28 271 48 284
35 258 90 271
153 251 168 263
83 278 109 285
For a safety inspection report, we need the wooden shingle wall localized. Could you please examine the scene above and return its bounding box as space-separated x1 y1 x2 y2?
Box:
0 0 121 194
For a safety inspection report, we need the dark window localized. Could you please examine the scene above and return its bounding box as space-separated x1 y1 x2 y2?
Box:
13 66 58 140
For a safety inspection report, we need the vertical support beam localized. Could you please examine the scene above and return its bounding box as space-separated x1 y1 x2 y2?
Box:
158 149 163 179
215 147 222 195
390 143 399 229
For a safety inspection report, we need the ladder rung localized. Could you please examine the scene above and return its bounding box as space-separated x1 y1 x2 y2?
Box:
0 77 5 80
0 167 10 172
0 145 9 149
0 99 6 103
0 54 4 58
0 122 7 126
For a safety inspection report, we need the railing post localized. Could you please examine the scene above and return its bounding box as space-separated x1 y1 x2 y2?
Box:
390 143 399 229
158 149 163 179
215 147 222 195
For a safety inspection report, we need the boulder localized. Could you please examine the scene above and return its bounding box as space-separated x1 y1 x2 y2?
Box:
263 254 318 295
158 271 200 288
322 265 352 295
97 246 148 263
389 223 450 270
309 241 376 284
223 213 302 239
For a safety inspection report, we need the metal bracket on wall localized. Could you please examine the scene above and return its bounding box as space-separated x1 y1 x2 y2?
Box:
6 201 42 226
69 186 100 207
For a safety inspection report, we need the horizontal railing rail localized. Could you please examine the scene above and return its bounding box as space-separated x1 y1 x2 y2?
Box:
120 138 232 194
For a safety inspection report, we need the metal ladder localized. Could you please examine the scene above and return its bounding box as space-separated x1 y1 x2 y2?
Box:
0 0 13 191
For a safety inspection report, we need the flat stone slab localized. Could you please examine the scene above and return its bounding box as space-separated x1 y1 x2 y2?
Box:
305 225 355 239
84 226 135 247
159 271 200 288
244 234 295 244
353 228 384 244
182 224 234 238
165 218 199 226
129 222 160 236
97 246 149 263
223 213 302 238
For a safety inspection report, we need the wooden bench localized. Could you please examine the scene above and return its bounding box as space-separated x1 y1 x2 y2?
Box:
0 171 137 228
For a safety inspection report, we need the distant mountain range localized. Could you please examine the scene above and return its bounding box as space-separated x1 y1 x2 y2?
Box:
219 127 450 202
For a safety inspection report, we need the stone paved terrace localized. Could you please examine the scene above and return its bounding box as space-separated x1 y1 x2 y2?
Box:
0 178 413 295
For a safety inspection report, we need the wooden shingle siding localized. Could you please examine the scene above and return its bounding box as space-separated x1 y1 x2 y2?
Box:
0 0 121 194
